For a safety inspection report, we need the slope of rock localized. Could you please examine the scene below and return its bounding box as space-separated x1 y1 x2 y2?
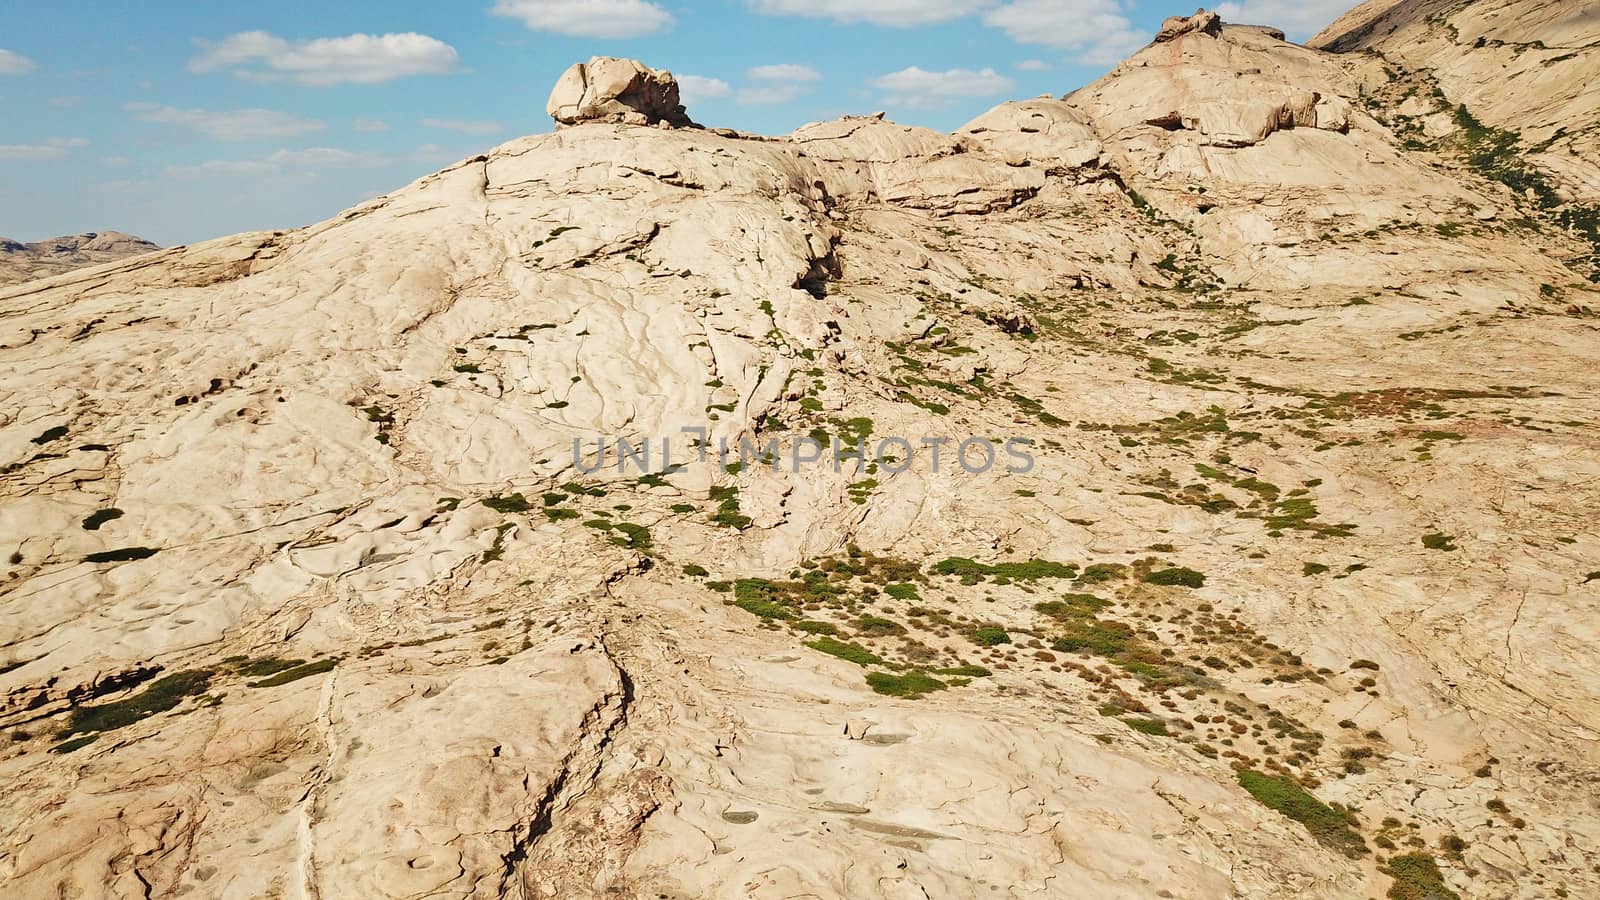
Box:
1312 0 1600 204
2 12 1599 900
0 232 160 288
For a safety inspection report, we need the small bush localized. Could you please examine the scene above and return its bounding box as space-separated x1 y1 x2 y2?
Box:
883 582 920 600
1144 567 1205 588
682 563 709 577
1123 717 1169 736
866 671 947 698
971 626 1011 646
62 669 213 737
1236 768 1366 857
482 494 533 513
805 637 883 666
249 658 336 688
1382 852 1458 900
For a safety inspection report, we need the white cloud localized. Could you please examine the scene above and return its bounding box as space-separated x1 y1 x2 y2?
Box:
420 118 504 135
738 84 811 106
0 49 35 75
871 66 1015 108
352 116 391 133
166 146 383 178
1215 0 1348 39
1014 58 1052 71
189 31 461 86
0 137 89 160
490 0 674 38
678 75 732 105
749 0 988 27
748 63 822 82
982 0 1145 64
125 103 326 141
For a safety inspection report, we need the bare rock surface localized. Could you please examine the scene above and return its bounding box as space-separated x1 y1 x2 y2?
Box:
0 232 159 288
546 56 693 127
3 9 1600 900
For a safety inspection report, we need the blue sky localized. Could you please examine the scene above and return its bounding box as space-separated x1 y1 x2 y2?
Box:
0 0 1348 245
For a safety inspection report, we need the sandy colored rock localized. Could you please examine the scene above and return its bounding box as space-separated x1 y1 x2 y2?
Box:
546 56 693 128
0 231 159 288
3 18 1600 900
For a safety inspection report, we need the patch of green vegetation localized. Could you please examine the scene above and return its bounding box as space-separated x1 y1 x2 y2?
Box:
249 658 336 688
82 508 124 531
61 669 213 738
1144 567 1205 588
931 557 1077 584
669 503 696 513
793 620 839 635
883 582 920 600
971 625 1011 646
1236 768 1366 857
481 522 515 562
543 508 580 521
856 614 905 636
232 657 306 678
610 522 652 550
84 547 160 564
541 492 568 507
1422 533 1458 552
708 485 752 529
682 563 709 577
1078 563 1127 584
1122 717 1169 736
932 664 991 677
1382 853 1459 900
866 671 948 698
805 636 884 666
846 478 878 505
482 494 533 513
733 579 799 620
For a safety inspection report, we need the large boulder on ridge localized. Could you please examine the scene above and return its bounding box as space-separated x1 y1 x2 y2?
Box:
545 56 694 127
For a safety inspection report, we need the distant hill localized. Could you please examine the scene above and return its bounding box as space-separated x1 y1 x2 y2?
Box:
0 231 159 287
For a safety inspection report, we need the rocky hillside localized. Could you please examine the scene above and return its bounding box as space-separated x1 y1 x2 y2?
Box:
1 13 1597 900
0 232 160 288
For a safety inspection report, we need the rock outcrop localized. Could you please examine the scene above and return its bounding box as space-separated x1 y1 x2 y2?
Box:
1312 0 1600 204
3 13 1600 900
546 56 693 127
0 231 159 287
1155 8 1222 42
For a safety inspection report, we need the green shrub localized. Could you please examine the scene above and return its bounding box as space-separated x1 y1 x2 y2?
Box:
1144 567 1205 588
805 637 883 666
610 523 652 550
971 626 1011 646
792 620 839 635
856 614 904 635
733 579 797 620
1122 717 1169 736
1382 853 1458 900
1236 768 1366 857
249 658 336 688
543 507 580 521
483 494 533 513
866 671 947 698
682 563 709 577
62 669 213 737
883 582 920 600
